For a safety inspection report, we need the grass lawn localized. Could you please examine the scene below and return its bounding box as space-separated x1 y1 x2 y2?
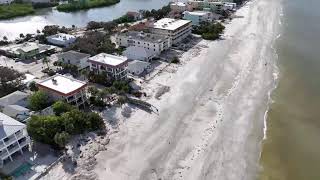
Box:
57 0 120 12
0 3 35 20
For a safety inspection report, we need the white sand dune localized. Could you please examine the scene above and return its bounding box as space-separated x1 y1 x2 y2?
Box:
93 0 281 180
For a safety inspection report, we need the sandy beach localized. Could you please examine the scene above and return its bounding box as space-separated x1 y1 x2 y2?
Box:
41 0 281 179
91 0 281 180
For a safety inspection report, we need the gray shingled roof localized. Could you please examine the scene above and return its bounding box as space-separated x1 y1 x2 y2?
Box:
0 91 29 108
0 112 25 140
57 51 90 62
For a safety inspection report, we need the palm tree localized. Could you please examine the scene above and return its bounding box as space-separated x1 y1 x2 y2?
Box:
80 69 89 80
42 56 50 69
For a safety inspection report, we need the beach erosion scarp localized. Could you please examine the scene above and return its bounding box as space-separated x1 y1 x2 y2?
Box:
91 0 282 179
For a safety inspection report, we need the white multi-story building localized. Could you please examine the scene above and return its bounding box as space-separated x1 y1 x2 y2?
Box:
183 11 215 26
116 31 171 55
0 112 30 168
170 2 188 13
150 18 192 45
88 53 128 80
123 46 156 62
46 33 76 47
188 0 236 13
37 74 87 107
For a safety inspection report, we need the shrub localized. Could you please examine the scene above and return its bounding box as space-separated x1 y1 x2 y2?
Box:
52 101 74 116
171 56 180 64
28 91 52 111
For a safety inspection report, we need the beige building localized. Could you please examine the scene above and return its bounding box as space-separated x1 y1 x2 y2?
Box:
37 74 87 107
88 53 128 80
150 18 192 45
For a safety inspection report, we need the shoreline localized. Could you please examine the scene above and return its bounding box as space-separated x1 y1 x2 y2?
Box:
41 0 282 179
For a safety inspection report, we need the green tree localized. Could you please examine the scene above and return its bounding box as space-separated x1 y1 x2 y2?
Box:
42 56 50 69
52 101 74 116
0 67 24 97
117 95 127 107
28 91 51 111
54 131 70 148
28 81 38 91
88 86 99 96
86 112 105 131
19 33 25 39
61 109 86 134
27 115 62 145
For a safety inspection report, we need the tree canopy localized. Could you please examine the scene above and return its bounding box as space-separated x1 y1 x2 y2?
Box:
28 91 52 111
27 107 105 147
0 67 25 97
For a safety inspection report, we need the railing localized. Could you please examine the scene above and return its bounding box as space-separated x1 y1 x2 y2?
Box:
15 131 24 140
19 139 29 148
4 136 16 146
0 142 5 150
0 150 9 159
7 144 20 154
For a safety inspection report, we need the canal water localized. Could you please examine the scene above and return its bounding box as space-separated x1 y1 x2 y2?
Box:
0 0 171 40
259 0 320 179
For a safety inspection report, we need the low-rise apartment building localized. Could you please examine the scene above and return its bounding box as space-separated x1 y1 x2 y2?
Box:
183 11 215 26
188 0 236 13
37 74 87 107
150 18 192 45
46 33 76 47
116 31 171 55
0 112 30 168
88 53 128 80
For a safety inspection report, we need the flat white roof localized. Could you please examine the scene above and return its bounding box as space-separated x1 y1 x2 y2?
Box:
89 53 128 66
47 33 76 41
153 18 191 31
171 2 186 6
185 11 211 16
38 74 86 95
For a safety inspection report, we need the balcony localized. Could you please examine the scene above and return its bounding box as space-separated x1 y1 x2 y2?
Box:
0 150 9 159
0 142 5 150
15 131 24 140
19 138 30 148
7 144 20 154
4 136 17 146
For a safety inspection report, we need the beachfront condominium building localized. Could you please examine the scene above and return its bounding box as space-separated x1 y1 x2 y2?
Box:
188 0 236 13
0 112 30 168
37 74 87 107
170 2 191 13
46 33 76 47
123 46 156 62
116 31 171 55
150 18 192 45
183 11 215 26
88 53 128 80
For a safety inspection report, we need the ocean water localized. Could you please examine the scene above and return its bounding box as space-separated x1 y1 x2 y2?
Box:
259 0 320 179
